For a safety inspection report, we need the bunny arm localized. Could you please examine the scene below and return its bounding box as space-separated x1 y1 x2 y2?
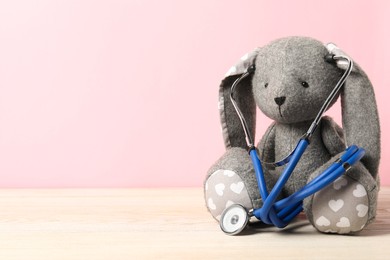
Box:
257 122 277 171
257 117 347 172
304 115 379 234
320 116 346 156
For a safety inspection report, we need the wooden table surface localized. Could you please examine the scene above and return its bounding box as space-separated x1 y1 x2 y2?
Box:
0 187 389 260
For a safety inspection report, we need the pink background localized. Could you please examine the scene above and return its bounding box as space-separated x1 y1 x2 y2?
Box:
0 0 388 187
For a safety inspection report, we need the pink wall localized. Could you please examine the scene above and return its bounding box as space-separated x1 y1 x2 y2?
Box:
0 0 389 187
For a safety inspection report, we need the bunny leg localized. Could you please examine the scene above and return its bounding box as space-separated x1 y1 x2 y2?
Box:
204 148 274 221
304 160 379 234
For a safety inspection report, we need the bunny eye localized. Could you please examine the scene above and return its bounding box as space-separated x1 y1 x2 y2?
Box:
264 83 269 88
301 81 309 88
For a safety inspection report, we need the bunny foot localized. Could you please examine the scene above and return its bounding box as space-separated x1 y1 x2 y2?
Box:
204 169 253 221
310 174 377 234
204 147 274 222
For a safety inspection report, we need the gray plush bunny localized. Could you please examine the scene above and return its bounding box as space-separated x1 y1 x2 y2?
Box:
204 36 380 234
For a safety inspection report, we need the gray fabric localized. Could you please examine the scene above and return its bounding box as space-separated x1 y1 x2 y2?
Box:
219 75 256 149
321 115 346 155
304 157 379 233
204 148 277 211
206 36 380 234
204 169 253 221
325 42 381 177
219 48 260 149
224 49 260 77
311 175 369 234
253 37 343 124
341 64 381 178
257 122 276 172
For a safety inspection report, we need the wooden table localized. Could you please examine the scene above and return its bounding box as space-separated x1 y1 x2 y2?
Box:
0 187 389 259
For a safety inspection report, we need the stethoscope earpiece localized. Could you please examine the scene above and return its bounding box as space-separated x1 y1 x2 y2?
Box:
247 64 256 73
324 54 336 63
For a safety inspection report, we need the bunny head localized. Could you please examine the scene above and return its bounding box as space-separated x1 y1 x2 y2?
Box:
252 37 343 124
218 36 380 177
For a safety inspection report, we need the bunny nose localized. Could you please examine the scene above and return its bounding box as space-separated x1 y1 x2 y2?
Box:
274 96 286 106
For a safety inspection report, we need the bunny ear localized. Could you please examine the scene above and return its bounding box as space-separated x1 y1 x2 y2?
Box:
219 48 260 149
337 53 381 178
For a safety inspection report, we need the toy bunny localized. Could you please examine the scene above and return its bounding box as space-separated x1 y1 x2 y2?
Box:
204 36 380 234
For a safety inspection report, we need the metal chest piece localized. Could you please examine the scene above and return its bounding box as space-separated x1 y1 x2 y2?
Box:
220 204 249 235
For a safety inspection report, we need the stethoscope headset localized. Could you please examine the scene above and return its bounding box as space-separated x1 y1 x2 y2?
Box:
220 44 366 235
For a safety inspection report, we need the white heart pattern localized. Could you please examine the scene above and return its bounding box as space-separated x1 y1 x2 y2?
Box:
356 204 368 217
223 170 236 177
215 183 225 196
353 184 367 198
225 66 237 76
240 53 249 61
336 217 351 228
328 199 344 212
208 198 216 210
230 182 244 194
324 229 337 233
316 216 330 227
225 200 235 208
333 177 348 190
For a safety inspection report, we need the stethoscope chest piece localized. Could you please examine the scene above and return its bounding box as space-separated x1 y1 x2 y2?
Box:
220 204 250 235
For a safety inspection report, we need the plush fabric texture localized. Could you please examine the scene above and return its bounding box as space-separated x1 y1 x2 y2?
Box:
341 65 381 178
219 48 259 149
204 36 381 235
311 175 370 234
204 147 277 212
219 75 256 149
205 169 253 221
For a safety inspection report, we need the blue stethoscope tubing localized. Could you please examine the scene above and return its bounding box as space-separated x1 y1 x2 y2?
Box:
249 141 365 228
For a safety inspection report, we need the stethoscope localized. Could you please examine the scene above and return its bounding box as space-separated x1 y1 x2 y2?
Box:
220 50 366 235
